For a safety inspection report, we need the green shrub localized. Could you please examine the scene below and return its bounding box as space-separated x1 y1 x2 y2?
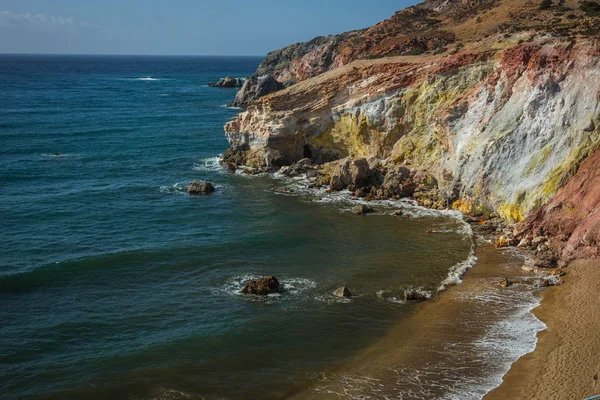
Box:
402 48 425 56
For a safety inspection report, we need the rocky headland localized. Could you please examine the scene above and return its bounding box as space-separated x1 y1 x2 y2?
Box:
224 0 600 262
221 0 600 396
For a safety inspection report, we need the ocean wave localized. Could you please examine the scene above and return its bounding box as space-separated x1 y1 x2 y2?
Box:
193 156 223 172
159 182 188 195
40 152 70 158
460 291 546 399
311 289 545 400
117 77 170 82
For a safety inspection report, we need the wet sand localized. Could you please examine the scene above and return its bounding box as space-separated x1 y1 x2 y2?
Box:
485 259 600 400
289 241 546 399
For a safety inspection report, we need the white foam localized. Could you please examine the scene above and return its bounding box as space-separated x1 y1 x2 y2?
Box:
159 182 188 195
118 77 170 82
41 152 69 158
455 291 546 400
193 156 223 172
216 274 318 301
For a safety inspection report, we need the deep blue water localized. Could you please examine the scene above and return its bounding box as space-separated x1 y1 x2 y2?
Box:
0 55 472 399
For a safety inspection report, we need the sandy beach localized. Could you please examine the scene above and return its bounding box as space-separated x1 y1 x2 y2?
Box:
485 259 600 400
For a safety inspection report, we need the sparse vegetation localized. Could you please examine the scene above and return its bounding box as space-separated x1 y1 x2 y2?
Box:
402 48 426 56
581 1 600 16
539 0 553 10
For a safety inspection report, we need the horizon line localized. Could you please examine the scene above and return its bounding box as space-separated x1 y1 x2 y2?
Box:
0 52 266 58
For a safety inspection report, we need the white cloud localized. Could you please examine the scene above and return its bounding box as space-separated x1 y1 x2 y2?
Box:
0 10 90 31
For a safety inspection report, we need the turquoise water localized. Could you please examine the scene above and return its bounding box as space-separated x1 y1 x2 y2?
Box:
0 55 473 399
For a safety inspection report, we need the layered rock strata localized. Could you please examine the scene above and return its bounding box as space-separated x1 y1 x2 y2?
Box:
223 0 600 262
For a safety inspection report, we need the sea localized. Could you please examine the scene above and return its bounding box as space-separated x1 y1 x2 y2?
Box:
0 55 546 400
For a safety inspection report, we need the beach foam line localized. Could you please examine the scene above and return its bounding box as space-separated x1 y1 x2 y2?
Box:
472 291 547 399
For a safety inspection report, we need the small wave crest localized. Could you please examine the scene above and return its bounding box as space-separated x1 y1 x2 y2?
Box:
40 152 69 158
193 156 223 172
438 224 478 292
159 182 188 195
118 77 170 82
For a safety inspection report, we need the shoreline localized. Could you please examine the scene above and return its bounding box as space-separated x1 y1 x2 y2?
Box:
238 164 551 399
485 259 600 400
219 158 590 399
286 239 545 399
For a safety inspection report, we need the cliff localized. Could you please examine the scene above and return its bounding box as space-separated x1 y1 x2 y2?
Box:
224 0 600 260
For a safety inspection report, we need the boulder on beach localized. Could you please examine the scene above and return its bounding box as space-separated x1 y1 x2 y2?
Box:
524 250 559 269
495 235 518 248
333 286 353 298
240 276 281 295
208 76 244 88
187 181 215 194
499 277 513 288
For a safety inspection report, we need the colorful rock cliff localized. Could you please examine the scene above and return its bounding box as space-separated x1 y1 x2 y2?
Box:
224 0 600 259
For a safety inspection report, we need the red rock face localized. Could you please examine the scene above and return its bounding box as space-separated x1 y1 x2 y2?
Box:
517 148 600 260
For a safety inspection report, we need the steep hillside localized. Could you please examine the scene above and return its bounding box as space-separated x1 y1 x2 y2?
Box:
231 0 600 107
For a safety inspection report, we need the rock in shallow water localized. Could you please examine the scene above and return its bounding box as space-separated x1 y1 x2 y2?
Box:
352 204 375 215
404 288 429 302
208 76 244 88
187 181 215 194
240 276 281 295
333 286 352 298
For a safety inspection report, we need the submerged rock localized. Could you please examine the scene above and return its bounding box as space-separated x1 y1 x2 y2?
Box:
352 204 375 215
333 286 353 298
240 276 281 295
404 288 429 302
187 181 215 194
272 187 295 194
208 76 244 88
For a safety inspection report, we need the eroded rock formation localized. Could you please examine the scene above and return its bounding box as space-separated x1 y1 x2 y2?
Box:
222 0 600 262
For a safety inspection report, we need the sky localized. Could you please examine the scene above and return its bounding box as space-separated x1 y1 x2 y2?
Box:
0 0 419 56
